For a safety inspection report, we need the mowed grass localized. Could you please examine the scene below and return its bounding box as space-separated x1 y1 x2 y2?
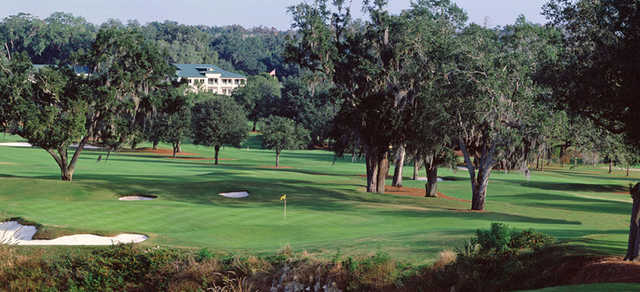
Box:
0 134 638 263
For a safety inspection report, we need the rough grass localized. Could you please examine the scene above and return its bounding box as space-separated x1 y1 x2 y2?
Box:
0 134 639 264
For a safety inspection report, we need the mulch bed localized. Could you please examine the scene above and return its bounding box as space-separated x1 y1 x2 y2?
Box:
548 255 640 285
383 186 471 203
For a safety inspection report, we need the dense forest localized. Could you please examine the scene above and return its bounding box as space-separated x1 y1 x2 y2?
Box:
0 12 299 78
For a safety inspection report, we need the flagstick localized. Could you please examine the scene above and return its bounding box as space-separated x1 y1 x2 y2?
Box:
284 199 287 218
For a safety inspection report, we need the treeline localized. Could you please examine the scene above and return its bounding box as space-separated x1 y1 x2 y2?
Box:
284 0 640 261
0 12 298 78
286 0 640 209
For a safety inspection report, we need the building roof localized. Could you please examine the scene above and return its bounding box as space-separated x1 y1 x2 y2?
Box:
173 64 246 79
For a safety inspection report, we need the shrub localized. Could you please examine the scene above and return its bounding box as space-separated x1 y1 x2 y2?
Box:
432 250 457 271
343 252 399 291
510 229 554 251
197 248 214 262
476 223 513 254
476 223 554 255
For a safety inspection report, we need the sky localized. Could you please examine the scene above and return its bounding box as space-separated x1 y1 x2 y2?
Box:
1 0 549 30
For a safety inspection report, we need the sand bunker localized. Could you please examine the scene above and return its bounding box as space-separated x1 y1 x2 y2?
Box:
0 221 147 246
0 142 32 147
219 191 250 198
119 195 157 201
416 177 444 182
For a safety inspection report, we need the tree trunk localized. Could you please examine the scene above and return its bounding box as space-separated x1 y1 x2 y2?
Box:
214 145 220 165
471 165 492 210
412 156 422 180
392 145 406 187
275 150 280 168
424 156 438 198
172 143 178 158
624 183 640 261
176 141 182 153
609 159 613 174
252 121 257 132
560 145 567 168
45 137 88 182
627 166 631 177
365 151 379 193
60 165 73 181
152 140 159 150
376 152 389 193
459 138 495 211
365 148 389 193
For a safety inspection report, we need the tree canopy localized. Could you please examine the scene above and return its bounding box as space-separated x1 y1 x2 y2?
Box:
191 95 250 165
260 115 310 168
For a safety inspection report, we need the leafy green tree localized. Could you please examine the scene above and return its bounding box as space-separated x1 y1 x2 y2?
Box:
399 0 466 191
260 115 310 168
287 0 407 193
155 87 192 157
272 76 337 147
543 0 640 146
191 96 249 165
85 26 175 152
0 26 174 181
450 19 561 210
543 0 640 261
232 73 281 131
0 56 87 181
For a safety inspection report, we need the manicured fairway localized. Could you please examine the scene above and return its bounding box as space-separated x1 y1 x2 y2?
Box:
0 134 638 263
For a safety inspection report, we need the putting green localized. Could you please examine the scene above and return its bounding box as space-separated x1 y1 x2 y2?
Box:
0 135 638 263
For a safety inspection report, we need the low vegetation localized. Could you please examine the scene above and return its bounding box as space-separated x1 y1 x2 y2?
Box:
1 225 637 291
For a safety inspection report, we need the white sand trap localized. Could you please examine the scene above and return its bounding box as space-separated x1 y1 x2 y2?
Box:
0 142 101 150
219 191 250 198
0 142 32 147
119 195 157 201
416 177 444 182
0 221 147 246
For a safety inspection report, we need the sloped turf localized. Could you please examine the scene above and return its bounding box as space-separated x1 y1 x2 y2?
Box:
0 135 638 264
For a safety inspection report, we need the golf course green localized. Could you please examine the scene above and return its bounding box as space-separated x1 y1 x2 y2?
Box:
0 133 638 264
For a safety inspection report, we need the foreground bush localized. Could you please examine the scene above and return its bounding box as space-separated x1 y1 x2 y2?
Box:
4 224 617 292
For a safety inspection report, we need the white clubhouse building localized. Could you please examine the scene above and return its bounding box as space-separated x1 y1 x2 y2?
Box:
174 64 247 96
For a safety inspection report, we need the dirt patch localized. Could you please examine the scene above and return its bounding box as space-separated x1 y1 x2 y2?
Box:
0 162 16 165
447 208 485 213
613 191 632 195
383 186 471 203
125 147 199 156
259 165 295 169
358 174 393 179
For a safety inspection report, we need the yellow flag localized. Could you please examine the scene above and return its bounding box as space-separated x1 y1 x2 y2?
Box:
280 194 287 200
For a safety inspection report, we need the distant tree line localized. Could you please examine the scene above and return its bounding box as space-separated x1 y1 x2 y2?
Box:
0 12 299 78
